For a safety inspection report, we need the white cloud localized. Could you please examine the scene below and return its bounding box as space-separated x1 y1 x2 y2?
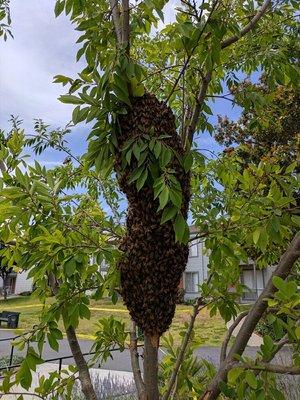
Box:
0 0 80 131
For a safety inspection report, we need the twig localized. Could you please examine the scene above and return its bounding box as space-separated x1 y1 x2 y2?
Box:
129 320 146 399
220 310 249 363
166 0 220 103
233 362 300 376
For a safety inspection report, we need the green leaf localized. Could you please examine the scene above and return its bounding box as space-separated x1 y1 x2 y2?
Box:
64 258 76 277
47 333 59 352
154 141 162 158
291 215 300 227
128 166 144 184
54 0 65 17
59 94 84 105
160 146 172 168
272 276 285 291
169 188 182 208
253 228 260 245
160 206 177 224
79 304 91 320
228 367 243 384
245 370 257 389
183 152 193 172
136 169 148 191
173 213 188 243
133 143 141 160
158 186 169 210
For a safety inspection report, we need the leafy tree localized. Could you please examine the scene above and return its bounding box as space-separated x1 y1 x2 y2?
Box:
0 1 299 400
215 81 300 171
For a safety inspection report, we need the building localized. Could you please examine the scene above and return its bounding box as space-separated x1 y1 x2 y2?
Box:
0 270 33 297
183 227 273 302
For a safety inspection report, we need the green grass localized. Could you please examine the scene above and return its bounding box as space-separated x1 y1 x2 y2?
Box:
0 295 228 346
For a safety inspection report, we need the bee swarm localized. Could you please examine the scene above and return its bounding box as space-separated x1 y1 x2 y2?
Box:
115 93 190 337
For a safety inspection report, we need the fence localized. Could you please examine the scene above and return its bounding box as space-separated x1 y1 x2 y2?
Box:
0 333 142 373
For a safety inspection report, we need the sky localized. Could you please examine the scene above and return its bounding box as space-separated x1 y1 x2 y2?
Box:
0 1 242 167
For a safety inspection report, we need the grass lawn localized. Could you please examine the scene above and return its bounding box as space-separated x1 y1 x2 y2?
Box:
0 296 228 346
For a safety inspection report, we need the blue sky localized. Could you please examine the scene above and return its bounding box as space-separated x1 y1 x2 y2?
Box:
0 1 242 167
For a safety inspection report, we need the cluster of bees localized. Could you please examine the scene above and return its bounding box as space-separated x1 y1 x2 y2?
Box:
114 93 190 337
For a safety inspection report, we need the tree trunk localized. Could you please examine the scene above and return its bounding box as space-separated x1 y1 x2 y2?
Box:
65 325 98 400
144 334 160 400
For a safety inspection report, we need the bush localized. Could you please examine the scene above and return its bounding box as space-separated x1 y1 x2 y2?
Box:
0 355 24 376
72 372 137 399
255 313 287 341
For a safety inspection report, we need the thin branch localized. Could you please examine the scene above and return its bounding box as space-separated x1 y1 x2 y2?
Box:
185 0 272 145
0 393 46 399
129 320 146 399
0 160 6 173
206 94 236 104
235 362 300 376
163 275 213 400
186 71 212 145
221 0 272 49
166 0 220 103
220 310 249 363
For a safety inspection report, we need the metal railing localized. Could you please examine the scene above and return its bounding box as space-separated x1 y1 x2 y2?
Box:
0 334 142 373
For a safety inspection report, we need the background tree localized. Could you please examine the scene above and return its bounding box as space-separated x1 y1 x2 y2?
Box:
215 81 300 171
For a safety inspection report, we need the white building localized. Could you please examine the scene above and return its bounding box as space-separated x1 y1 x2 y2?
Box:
0 270 33 296
183 226 274 302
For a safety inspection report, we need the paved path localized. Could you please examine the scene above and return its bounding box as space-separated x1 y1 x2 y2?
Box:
0 329 261 371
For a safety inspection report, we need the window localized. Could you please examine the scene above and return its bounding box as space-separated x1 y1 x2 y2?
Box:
185 272 199 293
189 238 198 257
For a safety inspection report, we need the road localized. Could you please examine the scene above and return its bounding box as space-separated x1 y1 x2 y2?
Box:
0 329 261 372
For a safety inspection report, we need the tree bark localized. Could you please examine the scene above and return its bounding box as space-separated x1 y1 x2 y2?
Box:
200 233 300 400
65 325 98 400
143 334 160 400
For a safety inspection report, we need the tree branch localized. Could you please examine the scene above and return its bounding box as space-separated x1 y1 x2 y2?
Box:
129 321 146 400
0 392 46 399
109 0 122 44
236 362 300 376
186 71 212 146
221 0 272 49
185 0 272 145
121 0 130 56
200 233 300 400
65 324 98 400
166 0 219 103
162 298 209 400
220 310 249 363
0 160 6 173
